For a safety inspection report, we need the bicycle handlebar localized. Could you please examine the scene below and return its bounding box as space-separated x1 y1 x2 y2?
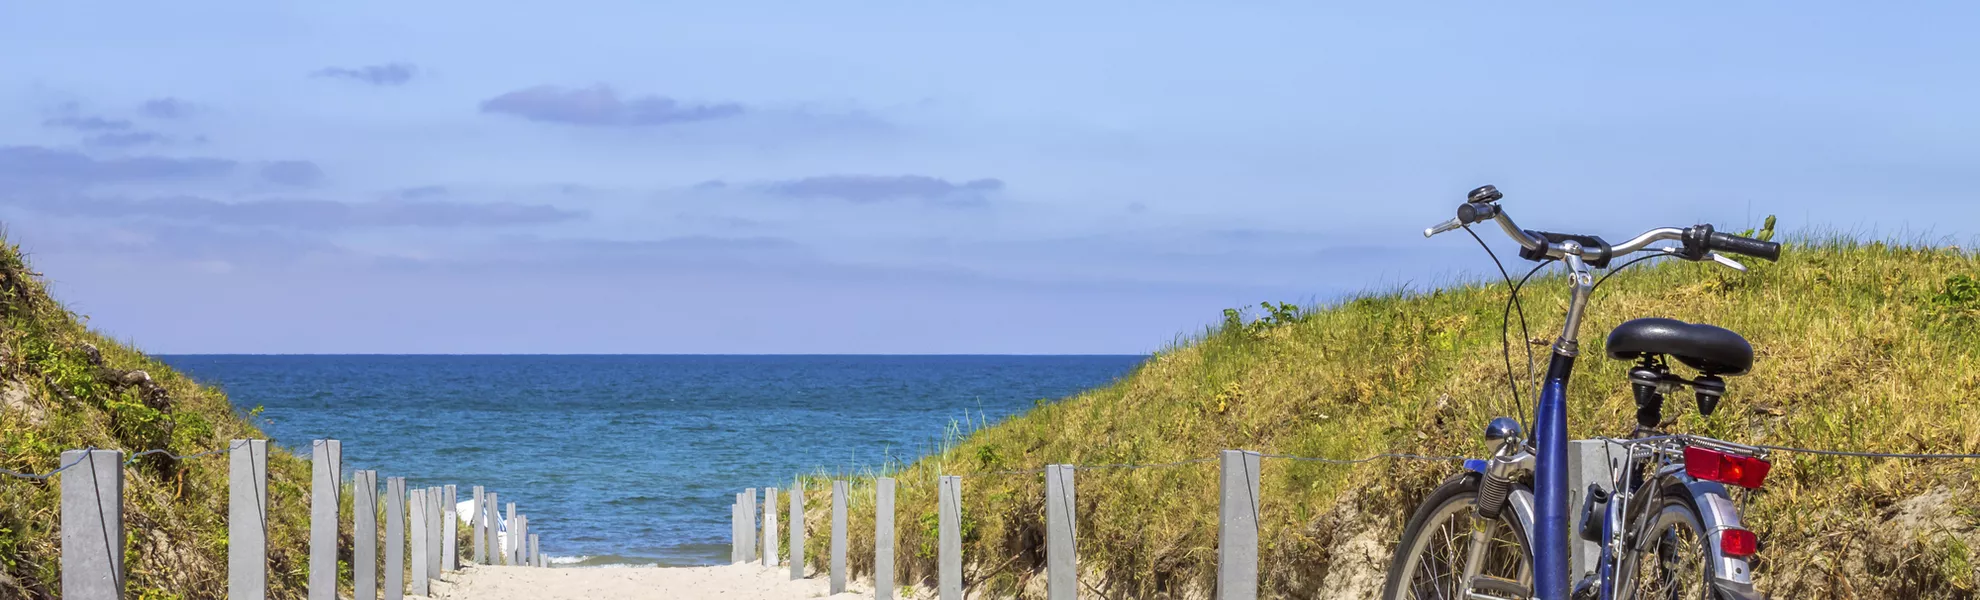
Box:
1698 228 1782 262
1425 186 1782 264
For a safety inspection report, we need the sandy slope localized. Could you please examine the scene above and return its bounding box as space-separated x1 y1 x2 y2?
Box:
418 564 885 600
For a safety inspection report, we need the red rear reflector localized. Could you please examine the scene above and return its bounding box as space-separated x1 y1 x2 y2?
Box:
1684 446 1771 489
1720 528 1758 558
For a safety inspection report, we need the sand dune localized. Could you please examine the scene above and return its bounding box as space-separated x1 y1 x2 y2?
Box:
417 563 887 600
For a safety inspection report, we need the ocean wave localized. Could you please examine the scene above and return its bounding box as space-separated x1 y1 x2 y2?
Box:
546 554 661 568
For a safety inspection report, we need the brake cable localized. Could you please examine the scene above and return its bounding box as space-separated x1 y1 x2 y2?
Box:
1591 251 1674 295
1465 224 1549 434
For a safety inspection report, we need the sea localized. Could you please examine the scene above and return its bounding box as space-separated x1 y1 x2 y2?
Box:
158 355 1143 567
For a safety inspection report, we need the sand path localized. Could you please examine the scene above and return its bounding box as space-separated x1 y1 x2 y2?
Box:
417 564 892 600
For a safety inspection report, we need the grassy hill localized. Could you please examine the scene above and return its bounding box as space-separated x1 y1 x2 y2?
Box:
802 234 1980 598
0 239 320 599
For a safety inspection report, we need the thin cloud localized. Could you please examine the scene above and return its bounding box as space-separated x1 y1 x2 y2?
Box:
84 131 171 148
43 115 133 132
260 160 326 186
313 63 417 86
18 221 347 266
479 85 746 127
2 193 586 231
759 175 1005 205
392 234 812 275
139 98 197 119
394 185 449 199
0 145 236 190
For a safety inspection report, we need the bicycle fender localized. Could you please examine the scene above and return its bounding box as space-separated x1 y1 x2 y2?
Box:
1506 486 1537 554
1680 478 1763 600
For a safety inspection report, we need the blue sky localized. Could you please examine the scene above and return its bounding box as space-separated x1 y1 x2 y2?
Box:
1 1 1974 354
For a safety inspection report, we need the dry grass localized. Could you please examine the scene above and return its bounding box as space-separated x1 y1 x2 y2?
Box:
0 239 321 599
0 238 478 599
802 235 1980 598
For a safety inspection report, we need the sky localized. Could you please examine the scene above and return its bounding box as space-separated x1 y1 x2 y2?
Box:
1 1 1975 354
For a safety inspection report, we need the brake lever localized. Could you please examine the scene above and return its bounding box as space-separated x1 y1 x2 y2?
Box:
1708 252 1748 272
1424 218 1463 238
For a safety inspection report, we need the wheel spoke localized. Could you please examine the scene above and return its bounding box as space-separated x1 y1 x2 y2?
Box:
1398 494 1530 600
1623 502 1711 600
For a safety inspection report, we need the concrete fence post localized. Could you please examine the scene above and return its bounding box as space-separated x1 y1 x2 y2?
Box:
59 448 123 600
1568 439 1608 579
938 475 962 600
789 482 806 580
506 502 518 566
386 477 406 600
745 488 758 562
1217 450 1262 600
830 480 849 594
471 486 485 564
484 492 499 565
229 440 268 600
516 516 525 567
309 439 341 600
875 477 897 600
1046 464 1077 600
354 470 379 600
529 534 540 567
444 484 459 571
490 500 501 566
409 488 430 595
731 497 742 564
764 487 779 568
427 487 443 580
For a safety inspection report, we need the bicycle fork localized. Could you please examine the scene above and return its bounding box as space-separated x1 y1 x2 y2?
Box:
1460 420 1536 599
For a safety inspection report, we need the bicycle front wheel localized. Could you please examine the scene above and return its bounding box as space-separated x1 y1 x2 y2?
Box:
1382 472 1533 600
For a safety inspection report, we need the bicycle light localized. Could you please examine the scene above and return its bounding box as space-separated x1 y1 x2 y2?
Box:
1684 446 1771 489
1720 528 1759 558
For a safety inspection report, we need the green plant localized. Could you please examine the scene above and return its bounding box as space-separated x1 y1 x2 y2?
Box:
1222 301 1303 338
1929 273 1979 328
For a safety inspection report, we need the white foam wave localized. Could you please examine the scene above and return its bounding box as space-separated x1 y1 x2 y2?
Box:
545 554 659 568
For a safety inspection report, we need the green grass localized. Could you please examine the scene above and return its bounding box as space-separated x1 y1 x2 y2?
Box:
800 232 1980 598
0 234 549 598
0 238 321 599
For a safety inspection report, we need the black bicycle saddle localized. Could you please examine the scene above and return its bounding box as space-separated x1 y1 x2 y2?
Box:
1605 317 1754 376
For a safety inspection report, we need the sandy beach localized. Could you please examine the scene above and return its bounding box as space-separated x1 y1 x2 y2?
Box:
416 564 885 600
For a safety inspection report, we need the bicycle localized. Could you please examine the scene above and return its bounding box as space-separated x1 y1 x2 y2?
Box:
1381 185 1782 600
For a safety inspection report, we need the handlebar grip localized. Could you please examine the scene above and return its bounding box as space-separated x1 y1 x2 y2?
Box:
1706 232 1782 262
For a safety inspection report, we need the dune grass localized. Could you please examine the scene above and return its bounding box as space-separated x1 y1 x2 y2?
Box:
0 238 481 599
0 239 323 599
801 233 1980 598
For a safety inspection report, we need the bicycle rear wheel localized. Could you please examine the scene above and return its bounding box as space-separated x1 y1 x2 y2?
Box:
1382 472 1533 600
1617 493 1717 600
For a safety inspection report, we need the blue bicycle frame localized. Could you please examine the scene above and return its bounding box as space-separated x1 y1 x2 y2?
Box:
1533 249 1597 600
1475 250 1599 600
1533 353 1577 600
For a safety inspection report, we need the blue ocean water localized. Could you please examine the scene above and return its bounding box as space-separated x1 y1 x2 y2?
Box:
158 355 1142 566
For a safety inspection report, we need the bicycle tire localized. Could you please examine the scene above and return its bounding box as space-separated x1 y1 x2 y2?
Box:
1616 488 1722 600
1381 472 1534 600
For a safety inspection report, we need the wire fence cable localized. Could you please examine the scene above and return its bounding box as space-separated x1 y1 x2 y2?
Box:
0 446 98 480
1 444 234 480
125 446 231 464
1756 444 1980 460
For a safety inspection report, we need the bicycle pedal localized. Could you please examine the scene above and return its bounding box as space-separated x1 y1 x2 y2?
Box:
1466 575 1530 599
